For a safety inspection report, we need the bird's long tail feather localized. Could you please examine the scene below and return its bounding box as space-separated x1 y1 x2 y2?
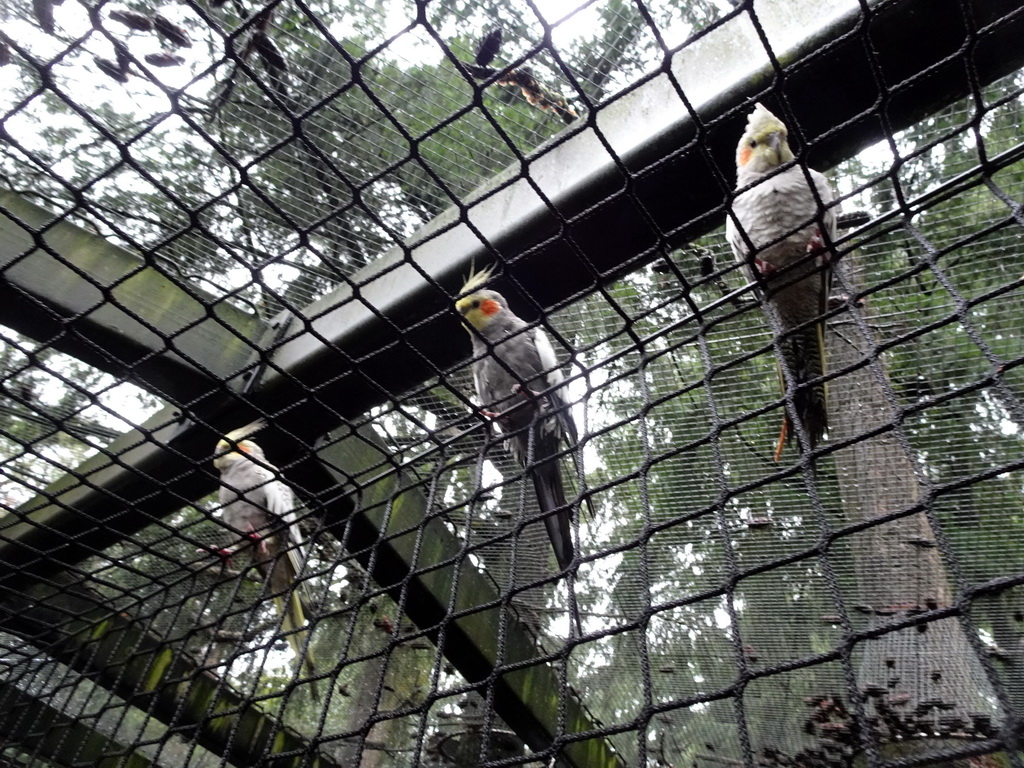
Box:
776 320 828 458
532 459 583 635
276 591 320 702
534 464 573 569
271 553 320 702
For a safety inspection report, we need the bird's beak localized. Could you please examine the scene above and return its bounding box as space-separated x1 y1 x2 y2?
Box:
768 132 783 157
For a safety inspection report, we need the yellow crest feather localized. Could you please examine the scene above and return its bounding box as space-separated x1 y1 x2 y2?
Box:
214 418 267 469
746 102 787 137
457 265 495 297
222 418 267 444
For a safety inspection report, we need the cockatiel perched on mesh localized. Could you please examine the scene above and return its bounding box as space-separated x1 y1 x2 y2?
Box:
213 421 319 699
455 268 588 634
726 103 838 459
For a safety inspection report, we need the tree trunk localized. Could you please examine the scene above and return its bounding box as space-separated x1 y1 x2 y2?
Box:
826 260 1000 757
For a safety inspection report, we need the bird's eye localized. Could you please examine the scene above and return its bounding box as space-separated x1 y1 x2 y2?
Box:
748 139 757 148
472 299 481 308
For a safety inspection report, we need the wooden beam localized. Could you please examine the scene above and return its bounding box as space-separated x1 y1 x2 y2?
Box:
197 0 1024 429
0 408 623 767
0 405 225 583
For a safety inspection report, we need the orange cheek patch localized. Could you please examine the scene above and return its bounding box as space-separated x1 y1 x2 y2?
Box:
738 145 752 166
480 298 501 316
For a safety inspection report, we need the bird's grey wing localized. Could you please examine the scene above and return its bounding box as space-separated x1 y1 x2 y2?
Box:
473 353 513 413
809 168 839 240
809 168 839 311
502 325 546 381
263 474 309 576
501 326 564 438
468 335 492 404
725 205 747 263
726 180 768 286
471 357 487 405
219 459 273 533
531 326 579 445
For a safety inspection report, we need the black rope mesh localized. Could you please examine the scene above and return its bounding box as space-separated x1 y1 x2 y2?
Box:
1 0 1023 766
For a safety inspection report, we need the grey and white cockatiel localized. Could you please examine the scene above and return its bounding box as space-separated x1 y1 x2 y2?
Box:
455 268 588 633
726 103 839 459
213 421 319 699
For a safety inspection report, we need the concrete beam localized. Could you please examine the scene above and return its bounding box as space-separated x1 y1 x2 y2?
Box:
315 427 623 768
0 579 341 768
0 191 267 403
0 677 159 768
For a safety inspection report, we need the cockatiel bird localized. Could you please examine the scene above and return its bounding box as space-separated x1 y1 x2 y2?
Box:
726 103 838 459
213 421 319 699
455 268 587 634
